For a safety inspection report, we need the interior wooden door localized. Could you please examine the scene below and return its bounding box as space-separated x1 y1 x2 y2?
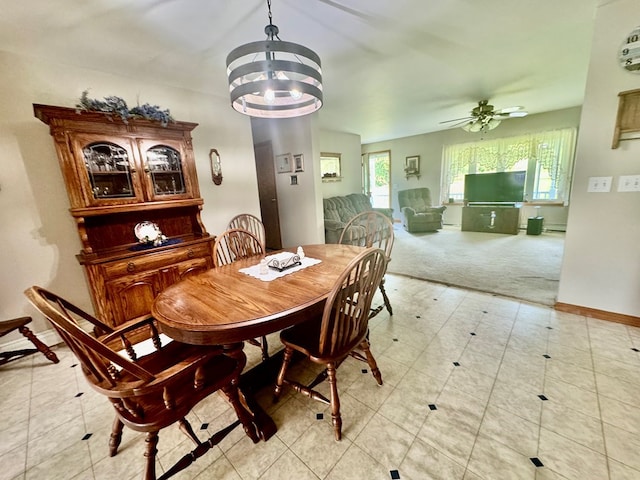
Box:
253 141 282 250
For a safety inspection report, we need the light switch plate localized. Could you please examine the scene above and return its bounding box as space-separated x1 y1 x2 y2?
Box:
587 176 612 193
617 175 640 192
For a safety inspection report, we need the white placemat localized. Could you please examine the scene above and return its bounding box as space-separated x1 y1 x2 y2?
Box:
239 255 322 281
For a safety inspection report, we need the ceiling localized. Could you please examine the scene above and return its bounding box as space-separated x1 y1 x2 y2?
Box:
0 0 599 143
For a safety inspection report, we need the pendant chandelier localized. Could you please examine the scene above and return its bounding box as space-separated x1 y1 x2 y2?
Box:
226 0 323 118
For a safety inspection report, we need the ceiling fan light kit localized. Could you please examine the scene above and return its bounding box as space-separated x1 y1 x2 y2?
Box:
461 117 501 133
226 0 323 118
442 99 528 133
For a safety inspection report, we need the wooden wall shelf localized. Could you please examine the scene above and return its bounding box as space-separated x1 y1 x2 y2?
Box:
612 88 640 149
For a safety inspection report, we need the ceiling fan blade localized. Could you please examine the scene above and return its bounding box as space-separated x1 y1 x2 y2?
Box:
494 111 529 119
439 116 474 124
447 119 475 128
317 0 376 23
494 106 524 114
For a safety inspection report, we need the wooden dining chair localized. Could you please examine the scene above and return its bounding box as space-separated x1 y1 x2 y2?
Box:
227 213 266 252
213 228 269 361
273 247 388 441
338 210 395 318
24 286 259 480
213 228 264 268
0 316 59 365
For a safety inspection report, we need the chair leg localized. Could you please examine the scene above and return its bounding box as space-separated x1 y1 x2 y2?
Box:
143 431 159 480
327 363 342 441
109 416 124 457
260 335 269 362
378 279 393 316
359 339 383 386
178 418 201 446
18 325 59 363
222 384 260 444
246 336 269 362
274 347 294 402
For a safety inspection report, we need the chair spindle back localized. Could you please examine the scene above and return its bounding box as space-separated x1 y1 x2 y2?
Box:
213 228 264 267
318 248 387 357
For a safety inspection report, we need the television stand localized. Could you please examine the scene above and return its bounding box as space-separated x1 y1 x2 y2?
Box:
461 205 520 235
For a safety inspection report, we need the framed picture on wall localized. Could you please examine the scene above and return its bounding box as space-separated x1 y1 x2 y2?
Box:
404 155 421 179
276 153 292 173
405 155 420 174
294 154 304 172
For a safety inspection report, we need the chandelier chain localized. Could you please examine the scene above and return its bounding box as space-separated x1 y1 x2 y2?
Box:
265 0 281 40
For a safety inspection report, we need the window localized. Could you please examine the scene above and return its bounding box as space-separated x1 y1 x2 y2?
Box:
441 128 577 204
320 152 341 181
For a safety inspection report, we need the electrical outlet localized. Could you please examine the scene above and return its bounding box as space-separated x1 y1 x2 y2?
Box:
587 176 612 193
617 175 640 192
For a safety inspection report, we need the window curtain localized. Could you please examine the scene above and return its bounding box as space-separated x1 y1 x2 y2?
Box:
530 128 576 203
441 128 576 204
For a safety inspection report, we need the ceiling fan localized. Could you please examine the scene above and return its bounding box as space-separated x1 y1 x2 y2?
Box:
440 100 528 133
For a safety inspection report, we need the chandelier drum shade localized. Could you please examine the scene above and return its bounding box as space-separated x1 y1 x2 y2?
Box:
226 2 323 118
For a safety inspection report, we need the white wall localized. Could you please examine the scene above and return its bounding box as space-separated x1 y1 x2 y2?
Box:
362 108 581 223
0 51 260 340
558 0 640 316
318 129 363 198
251 116 325 248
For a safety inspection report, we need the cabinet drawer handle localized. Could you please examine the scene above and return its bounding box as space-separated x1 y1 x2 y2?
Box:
187 249 195 258
126 262 136 273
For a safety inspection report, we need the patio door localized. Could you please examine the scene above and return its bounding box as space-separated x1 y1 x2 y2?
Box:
363 150 391 208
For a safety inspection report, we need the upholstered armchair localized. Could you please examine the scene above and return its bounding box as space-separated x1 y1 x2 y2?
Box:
397 188 446 233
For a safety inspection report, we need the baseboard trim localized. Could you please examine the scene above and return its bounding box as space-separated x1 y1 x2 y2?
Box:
554 302 640 328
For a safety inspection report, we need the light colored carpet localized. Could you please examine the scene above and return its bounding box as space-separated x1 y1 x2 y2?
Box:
387 225 565 306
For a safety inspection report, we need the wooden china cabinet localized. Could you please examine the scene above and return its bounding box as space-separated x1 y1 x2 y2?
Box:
34 104 214 329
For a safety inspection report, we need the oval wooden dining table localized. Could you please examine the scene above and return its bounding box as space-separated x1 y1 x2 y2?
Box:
152 243 366 440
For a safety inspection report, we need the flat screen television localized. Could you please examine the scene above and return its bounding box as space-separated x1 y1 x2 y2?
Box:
464 171 526 204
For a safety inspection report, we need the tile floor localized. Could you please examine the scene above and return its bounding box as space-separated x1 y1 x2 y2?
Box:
2 274 640 480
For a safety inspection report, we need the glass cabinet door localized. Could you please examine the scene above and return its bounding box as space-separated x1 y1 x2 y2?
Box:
146 145 186 195
73 135 144 206
83 142 136 199
139 140 192 201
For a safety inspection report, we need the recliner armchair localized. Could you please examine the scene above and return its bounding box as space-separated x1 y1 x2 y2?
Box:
397 188 446 233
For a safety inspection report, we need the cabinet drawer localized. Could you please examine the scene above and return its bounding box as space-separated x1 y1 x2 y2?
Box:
175 257 211 279
102 243 212 278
